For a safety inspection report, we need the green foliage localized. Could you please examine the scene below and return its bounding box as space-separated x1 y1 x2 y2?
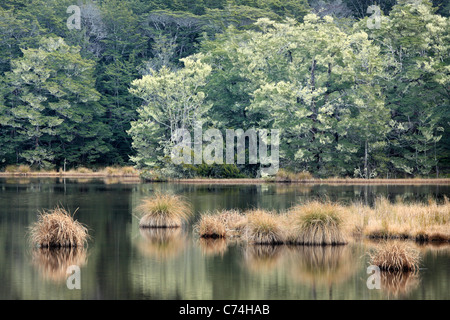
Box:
0 37 110 168
0 0 448 178
189 163 246 178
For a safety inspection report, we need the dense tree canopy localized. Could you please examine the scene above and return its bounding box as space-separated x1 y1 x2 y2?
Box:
0 0 448 178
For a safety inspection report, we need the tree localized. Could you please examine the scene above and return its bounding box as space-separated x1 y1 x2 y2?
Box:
209 16 388 176
365 0 449 176
0 37 110 168
128 54 212 171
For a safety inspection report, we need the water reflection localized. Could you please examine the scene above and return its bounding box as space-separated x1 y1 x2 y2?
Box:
136 228 187 261
198 238 229 257
31 247 87 282
380 271 420 298
286 245 358 287
0 178 448 299
244 245 285 274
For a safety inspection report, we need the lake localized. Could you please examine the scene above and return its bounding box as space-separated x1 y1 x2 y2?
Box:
0 178 448 300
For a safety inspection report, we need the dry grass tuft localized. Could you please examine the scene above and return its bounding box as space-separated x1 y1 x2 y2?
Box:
76 167 93 174
350 197 450 242
246 209 285 244
275 169 313 182
29 206 89 248
195 214 227 238
369 241 420 272
287 201 347 245
137 193 192 228
194 210 247 239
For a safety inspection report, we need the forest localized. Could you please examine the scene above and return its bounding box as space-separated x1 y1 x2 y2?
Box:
0 0 448 179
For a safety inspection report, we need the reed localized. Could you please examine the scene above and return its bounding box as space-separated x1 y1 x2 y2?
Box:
352 197 450 242
369 242 420 272
287 201 347 245
137 193 192 228
29 206 89 248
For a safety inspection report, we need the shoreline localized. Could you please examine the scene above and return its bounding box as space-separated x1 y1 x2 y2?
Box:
0 173 449 185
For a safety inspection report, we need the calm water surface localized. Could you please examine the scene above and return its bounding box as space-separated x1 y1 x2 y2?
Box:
0 178 448 300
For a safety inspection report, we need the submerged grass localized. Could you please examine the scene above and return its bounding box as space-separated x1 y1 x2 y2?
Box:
137 193 192 228
29 206 89 248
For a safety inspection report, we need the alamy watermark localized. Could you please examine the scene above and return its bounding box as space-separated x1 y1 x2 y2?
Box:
171 122 280 176
367 1 422 30
66 5 81 30
66 265 81 290
366 265 381 290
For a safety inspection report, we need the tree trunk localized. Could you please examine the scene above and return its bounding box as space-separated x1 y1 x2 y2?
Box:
364 140 368 179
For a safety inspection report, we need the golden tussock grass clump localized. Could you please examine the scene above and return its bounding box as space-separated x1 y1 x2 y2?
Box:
137 227 186 260
32 247 87 282
245 209 285 244
369 241 420 272
286 201 347 245
137 193 192 228
195 214 227 238
29 206 89 248
194 210 247 239
198 238 229 257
